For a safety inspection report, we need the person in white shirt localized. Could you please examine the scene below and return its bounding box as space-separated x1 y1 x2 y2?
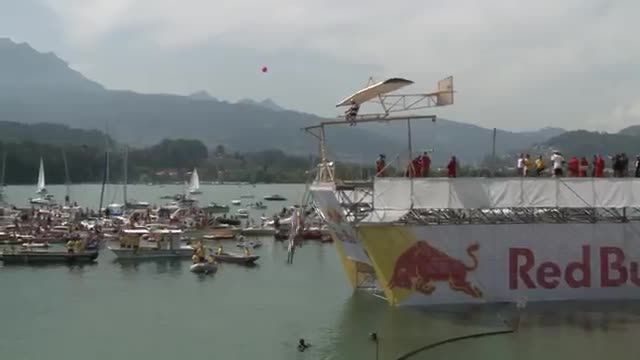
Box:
550 151 564 177
516 154 524 176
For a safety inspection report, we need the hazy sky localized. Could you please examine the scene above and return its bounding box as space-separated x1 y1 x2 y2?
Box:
2 0 639 131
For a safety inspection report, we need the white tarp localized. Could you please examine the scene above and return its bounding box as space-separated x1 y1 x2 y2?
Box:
393 223 640 306
311 188 371 264
375 178 640 211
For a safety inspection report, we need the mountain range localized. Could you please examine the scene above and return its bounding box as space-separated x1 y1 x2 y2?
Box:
4 37 627 165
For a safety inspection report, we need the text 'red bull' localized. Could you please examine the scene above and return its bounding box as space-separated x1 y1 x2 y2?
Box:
388 242 482 298
510 246 640 289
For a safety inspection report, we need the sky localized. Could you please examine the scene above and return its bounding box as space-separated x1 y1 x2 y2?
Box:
1 0 639 132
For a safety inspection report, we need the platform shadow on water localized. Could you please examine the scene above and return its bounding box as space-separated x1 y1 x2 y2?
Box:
406 299 640 332
112 258 184 275
324 295 640 360
1 261 98 270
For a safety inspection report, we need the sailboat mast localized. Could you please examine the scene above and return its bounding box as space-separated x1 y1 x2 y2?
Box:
99 150 108 214
62 149 70 204
123 146 128 207
0 150 6 200
1 150 6 187
104 120 110 203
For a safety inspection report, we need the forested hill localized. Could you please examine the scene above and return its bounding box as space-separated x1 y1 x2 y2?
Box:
0 121 114 147
0 138 354 185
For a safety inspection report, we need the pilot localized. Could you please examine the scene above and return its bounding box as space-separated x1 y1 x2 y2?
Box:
345 100 360 125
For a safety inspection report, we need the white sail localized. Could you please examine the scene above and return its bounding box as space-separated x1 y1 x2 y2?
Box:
37 157 46 194
189 169 201 193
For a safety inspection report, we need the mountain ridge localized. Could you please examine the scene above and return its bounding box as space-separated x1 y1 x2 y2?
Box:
0 38 572 164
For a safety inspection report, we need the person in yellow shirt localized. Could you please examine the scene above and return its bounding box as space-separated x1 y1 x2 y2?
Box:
523 154 534 176
535 155 546 176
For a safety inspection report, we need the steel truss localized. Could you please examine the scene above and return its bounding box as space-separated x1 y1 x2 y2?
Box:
400 207 640 225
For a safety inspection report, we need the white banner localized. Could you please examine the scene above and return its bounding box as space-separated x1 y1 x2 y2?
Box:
311 189 371 264
375 177 640 210
387 223 640 306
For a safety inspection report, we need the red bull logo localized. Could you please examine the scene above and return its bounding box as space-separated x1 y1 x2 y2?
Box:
388 242 483 298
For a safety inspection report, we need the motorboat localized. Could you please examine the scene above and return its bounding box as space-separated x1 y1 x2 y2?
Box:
211 251 259 264
30 194 55 206
203 233 236 240
231 200 242 206
202 203 230 214
21 242 50 249
264 194 287 201
106 203 125 216
216 218 241 226
160 194 181 200
249 202 268 210
0 249 99 264
240 226 275 236
236 240 262 249
240 195 255 199
109 229 195 260
236 209 249 219
190 262 218 274
126 201 151 210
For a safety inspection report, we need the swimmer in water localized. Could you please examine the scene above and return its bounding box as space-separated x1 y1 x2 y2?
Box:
298 338 310 352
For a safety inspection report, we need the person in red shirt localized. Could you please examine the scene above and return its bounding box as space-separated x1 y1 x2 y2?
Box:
447 156 458 178
421 152 431 177
595 154 605 177
579 157 588 177
375 154 386 177
412 156 423 177
568 157 579 177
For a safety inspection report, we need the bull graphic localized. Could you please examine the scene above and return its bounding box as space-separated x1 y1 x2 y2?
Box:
388 242 482 298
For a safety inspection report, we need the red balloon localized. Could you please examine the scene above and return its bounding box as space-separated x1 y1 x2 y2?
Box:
261 66 268 73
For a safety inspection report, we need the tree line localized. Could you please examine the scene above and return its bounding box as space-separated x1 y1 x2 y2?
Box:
0 139 366 184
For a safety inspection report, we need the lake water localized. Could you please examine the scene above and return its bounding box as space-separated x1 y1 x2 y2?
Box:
1 184 640 359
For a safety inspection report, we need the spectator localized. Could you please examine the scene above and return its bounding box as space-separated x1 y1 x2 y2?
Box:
621 153 629 177
579 157 588 177
516 154 525 176
551 151 564 177
567 156 579 177
594 154 605 177
535 155 546 176
421 152 431 177
447 156 458 178
524 154 534 176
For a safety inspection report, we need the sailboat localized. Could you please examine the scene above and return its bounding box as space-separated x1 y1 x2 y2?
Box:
189 168 202 194
36 157 46 194
29 157 54 206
